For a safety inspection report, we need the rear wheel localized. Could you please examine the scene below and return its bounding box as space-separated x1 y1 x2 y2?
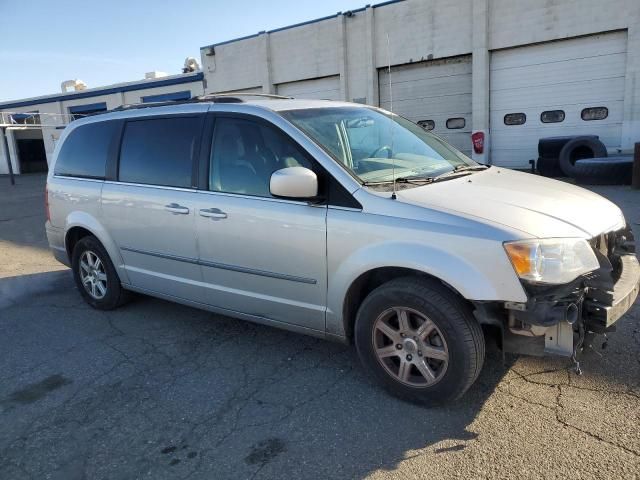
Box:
71 235 129 310
354 277 484 405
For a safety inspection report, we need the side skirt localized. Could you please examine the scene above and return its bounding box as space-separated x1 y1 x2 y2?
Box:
121 283 346 343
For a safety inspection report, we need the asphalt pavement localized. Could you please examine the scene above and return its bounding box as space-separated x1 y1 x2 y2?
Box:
0 174 638 479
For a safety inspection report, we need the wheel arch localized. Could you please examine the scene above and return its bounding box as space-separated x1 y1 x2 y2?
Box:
65 226 94 260
64 212 130 284
341 266 469 343
326 241 527 341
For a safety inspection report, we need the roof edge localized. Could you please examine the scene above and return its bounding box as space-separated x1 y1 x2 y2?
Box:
200 0 406 50
0 72 204 110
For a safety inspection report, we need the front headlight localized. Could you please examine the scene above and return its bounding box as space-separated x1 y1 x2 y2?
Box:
504 238 599 285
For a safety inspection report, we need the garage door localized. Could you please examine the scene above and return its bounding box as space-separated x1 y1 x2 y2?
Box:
379 56 472 155
490 31 627 168
276 76 341 100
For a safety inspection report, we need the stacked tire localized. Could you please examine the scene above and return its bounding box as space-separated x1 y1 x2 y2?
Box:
536 135 601 177
572 157 634 185
557 136 607 177
536 135 632 185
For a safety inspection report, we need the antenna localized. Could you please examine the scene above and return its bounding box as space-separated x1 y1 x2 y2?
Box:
386 33 397 200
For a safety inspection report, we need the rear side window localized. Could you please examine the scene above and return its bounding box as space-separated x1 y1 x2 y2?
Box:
118 117 200 188
54 121 118 178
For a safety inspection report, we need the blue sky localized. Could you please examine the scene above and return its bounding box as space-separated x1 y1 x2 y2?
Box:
0 0 369 102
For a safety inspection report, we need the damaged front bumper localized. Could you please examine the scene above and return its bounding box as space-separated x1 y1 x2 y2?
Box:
583 249 640 331
477 226 639 358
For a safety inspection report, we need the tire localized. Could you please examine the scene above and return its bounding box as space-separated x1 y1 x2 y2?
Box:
71 235 129 310
536 155 564 177
572 156 633 185
354 277 485 405
558 136 607 177
538 135 599 159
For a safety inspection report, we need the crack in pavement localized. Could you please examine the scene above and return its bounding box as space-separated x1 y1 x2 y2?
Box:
502 367 640 457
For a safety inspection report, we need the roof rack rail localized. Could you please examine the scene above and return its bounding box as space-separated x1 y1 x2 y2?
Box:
111 102 169 112
195 93 293 101
107 92 294 114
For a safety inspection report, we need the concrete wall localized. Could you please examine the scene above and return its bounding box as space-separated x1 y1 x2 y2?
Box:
271 20 341 85
200 0 640 163
373 0 472 67
202 36 265 93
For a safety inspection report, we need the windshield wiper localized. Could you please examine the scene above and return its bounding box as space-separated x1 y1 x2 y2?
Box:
456 164 489 172
362 165 488 187
432 164 489 181
362 176 435 187
395 176 435 185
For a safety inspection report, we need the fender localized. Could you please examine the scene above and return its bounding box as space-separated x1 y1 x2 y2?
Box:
65 211 131 285
326 240 528 337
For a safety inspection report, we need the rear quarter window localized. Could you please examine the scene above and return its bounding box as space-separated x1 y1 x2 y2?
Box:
54 120 118 178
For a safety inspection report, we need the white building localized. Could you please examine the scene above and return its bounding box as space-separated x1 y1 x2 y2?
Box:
2 0 638 175
200 0 640 166
0 71 204 175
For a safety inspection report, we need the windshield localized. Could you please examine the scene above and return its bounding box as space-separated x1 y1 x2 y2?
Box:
281 106 477 184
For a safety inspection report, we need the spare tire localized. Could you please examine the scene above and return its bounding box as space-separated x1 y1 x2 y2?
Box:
572 156 633 185
538 135 599 159
558 136 607 177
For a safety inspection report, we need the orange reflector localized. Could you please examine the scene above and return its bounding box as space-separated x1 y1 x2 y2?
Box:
504 243 532 276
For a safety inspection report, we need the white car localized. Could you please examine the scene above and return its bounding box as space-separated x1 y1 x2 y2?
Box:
45 95 640 404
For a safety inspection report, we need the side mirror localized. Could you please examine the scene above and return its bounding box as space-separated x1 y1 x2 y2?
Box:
270 167 318 199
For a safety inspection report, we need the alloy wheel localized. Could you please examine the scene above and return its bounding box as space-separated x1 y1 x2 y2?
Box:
372 307 449 387
79 250 108 300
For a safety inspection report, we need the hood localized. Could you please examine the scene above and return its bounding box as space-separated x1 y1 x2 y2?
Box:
396 167 625 238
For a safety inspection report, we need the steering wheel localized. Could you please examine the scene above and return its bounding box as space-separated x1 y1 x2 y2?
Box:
369 145 393 159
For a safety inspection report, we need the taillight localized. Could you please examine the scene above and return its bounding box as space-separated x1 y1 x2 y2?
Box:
471 131 484 154
45 183 51 222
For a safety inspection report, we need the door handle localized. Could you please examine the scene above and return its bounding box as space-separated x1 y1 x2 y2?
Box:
164 203 190 215
199 207 228 220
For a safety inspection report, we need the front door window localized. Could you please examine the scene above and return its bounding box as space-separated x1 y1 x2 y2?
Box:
210 118 313 197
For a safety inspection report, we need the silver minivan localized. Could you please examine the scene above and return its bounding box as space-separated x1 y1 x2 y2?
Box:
46 95 639 404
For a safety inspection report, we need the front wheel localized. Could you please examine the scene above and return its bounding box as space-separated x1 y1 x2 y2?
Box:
354 277 485 405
